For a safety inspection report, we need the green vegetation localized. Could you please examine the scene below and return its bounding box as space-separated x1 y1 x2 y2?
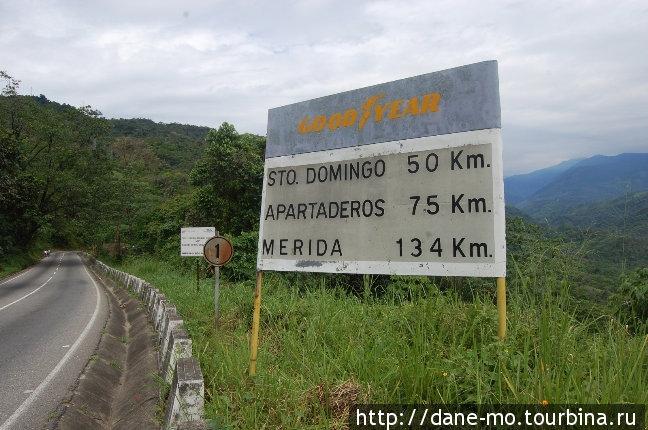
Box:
551 192 648 292
117 253 647 428
114 214 647 428
0 71 234 272
614 268 648 334
110 118 209 173
513 153 648 218
1 72 111 266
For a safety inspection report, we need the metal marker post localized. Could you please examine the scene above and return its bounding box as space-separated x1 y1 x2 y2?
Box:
214 265 220 326
213 231 220 327
202 232 234 330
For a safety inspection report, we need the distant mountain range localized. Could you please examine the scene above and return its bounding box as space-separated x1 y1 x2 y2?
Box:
505 153 648 220
505 158 585 205
506 153 648 294
549 190 648 235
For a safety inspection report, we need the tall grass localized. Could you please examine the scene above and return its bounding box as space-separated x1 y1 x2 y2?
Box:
117 257 647 429
0 246 46 277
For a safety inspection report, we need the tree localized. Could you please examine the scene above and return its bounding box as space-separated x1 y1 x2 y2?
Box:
0 71 113 251
189 122 265 234
0 128 40 258
0 72 41 257
110 136 162 170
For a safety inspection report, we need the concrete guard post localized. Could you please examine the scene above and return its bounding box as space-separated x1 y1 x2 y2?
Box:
160 311 183 363
147 287 160 314
165 357 204 429
155 299 172 332
163 329 193 384
177 421 210 430
85 254 208 430
157 302 177 342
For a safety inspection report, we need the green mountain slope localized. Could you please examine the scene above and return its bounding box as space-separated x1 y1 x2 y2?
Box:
550 191 648 296
549 190 648 233
110 118 210 172
516 153 648 219
504 157 584 205
27 95 211 173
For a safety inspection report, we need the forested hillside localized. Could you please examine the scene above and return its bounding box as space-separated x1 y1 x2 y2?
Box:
1 72 112 261
505 154 648 299
110 118 210 172
550 191 648 297
0 71 263 272
512 153 648 218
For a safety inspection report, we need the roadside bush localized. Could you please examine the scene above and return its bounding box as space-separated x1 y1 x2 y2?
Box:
615 267 648 333
223 230 258 282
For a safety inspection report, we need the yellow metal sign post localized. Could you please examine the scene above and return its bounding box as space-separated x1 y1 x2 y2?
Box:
249 270 263 376
497 277 507 340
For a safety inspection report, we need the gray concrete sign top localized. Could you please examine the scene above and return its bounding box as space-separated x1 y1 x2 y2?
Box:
266 60 500 158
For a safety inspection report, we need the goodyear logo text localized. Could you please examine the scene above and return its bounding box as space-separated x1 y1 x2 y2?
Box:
297 92 441 134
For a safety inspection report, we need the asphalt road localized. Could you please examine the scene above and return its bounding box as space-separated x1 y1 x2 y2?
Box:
0 252 108 430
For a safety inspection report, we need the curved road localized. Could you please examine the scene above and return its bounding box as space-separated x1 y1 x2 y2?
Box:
0 252 108 430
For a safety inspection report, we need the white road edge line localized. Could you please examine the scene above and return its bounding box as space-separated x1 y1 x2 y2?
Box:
0 276 55 312
0 259 102 430
0 250 63 287
0 252 65 311
0 267 33 286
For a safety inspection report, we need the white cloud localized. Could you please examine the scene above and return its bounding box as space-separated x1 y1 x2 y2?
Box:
1 0 646 175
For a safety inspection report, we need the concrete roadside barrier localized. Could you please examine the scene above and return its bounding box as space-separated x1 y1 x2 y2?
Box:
85 254 209 430
160 311 183 364
163 328 193 384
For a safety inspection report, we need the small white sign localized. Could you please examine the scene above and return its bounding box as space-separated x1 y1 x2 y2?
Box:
181 227 216 257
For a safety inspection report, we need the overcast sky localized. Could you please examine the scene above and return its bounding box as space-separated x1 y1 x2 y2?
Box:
1 0 646 175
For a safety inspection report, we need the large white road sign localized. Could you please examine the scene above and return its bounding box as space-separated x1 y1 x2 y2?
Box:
257 61 505 277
